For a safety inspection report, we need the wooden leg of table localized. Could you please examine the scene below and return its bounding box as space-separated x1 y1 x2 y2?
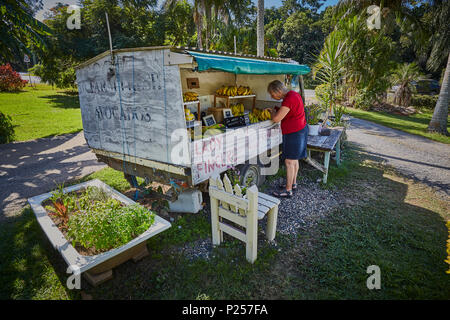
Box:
335 138 341 166
323 151 330 184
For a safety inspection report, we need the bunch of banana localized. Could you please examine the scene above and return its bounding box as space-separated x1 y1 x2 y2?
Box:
215 85 237 96
248 113 259 123
231 103 245 116
183 92 198 102
237 86 252 96
185 108 195 121
259 109 272 121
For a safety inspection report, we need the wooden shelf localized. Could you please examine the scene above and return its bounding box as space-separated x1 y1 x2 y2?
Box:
183 100 201 121
214 94 256 99
214 94 256 109
183 100 200 105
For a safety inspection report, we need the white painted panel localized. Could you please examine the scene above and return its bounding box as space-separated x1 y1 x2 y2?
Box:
76 49 190 166
190 122 282 184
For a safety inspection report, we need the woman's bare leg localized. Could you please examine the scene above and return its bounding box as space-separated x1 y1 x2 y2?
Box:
285 159 296 191
293 160 299 185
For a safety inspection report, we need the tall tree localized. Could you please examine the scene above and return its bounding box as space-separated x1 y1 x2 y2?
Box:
256 0 264 56
428 53 449 135
0 0 52 64
425 0 449 135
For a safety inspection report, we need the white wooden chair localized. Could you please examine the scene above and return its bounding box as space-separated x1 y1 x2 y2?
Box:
209 174 280 263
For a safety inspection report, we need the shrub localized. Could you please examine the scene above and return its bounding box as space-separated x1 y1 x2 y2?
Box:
315 83 331 107
411 94 439 110
351 88 376 110
0 64 28 92
0 112 15 144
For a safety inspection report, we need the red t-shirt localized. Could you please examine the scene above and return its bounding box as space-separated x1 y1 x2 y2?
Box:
278 91 306 135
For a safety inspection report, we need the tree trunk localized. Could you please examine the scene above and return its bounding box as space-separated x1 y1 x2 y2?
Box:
196 18 203 49
427 52 449 135
256 0 264 57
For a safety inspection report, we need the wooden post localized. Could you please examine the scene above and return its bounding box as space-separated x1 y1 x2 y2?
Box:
299 75 305 103
266 205 278 241
245 185 258 263
209 178 221 246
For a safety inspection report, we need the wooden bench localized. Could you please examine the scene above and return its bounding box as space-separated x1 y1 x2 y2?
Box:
305 127 344 183
209 174 280 263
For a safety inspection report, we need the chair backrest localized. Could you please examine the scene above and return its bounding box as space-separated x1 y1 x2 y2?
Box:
209 173 258 218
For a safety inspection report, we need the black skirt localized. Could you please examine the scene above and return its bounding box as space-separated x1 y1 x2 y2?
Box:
282 125 308 160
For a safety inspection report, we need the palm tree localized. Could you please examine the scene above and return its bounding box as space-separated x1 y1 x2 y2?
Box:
164 0 205 49
256 0 264 57
0 0 52 63
425 0 449 135
335 0 449 134
428 53 449 135
313 32 347 114
391 62 422 107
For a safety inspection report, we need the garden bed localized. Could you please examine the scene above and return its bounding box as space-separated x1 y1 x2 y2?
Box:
28 179 171 286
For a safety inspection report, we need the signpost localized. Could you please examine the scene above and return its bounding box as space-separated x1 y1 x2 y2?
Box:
24 54 33 87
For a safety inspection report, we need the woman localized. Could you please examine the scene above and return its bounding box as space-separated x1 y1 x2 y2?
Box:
266 80 308 198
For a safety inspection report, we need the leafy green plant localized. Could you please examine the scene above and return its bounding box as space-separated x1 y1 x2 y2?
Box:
305 104 323 125
45 185 156 252
47 183 75 228
332 104 347 126
0 111 15 144
67 198 155 252
411 94 439 110
391 63 422 107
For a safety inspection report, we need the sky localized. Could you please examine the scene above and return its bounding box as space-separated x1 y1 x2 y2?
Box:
35 0 339 22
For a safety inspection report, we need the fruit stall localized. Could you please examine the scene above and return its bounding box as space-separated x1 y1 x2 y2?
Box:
75 46 310 199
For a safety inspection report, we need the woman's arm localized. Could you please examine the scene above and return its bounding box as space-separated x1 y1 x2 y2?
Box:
267 106 290 123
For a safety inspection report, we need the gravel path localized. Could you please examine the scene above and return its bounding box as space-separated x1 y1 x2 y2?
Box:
0 132 106 221
346 117 450 199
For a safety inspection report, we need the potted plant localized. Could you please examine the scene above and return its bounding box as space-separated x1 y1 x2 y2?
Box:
305 104 323 135
28 179 171 286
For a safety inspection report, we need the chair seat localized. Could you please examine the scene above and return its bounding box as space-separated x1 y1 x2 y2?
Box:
257 192 280 220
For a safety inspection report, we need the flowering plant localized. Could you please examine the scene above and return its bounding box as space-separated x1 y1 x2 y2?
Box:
0 64 28 92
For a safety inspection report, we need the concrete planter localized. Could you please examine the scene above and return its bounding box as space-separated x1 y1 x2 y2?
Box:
28 179 171 286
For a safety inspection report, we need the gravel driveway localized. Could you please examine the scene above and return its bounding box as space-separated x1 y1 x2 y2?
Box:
0 131 106 221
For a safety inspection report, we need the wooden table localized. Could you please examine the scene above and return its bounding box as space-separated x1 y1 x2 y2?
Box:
304 127 344 183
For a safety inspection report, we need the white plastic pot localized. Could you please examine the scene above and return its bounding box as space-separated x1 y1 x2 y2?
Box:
308 124 320 136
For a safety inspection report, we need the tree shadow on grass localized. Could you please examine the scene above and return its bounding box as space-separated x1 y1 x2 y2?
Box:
0 209 79 299
40 94 80 109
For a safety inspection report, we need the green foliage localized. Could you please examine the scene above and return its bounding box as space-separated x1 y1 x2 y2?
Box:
411 94 439 110
332 104 347 126
0 111 15 144
47 185 156 252
305 103 323 125
391 62 423 107
314 83 330 107
0 0 52 64
313 30 347 113
278 10 326 65
351 88 376 110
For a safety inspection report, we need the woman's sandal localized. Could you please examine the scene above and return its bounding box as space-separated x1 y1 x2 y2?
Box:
279 183 297 191
273 189 293 198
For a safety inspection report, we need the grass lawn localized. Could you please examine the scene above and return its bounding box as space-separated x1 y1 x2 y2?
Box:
346 107 450 144
0 84 82 142
1 142 448 300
